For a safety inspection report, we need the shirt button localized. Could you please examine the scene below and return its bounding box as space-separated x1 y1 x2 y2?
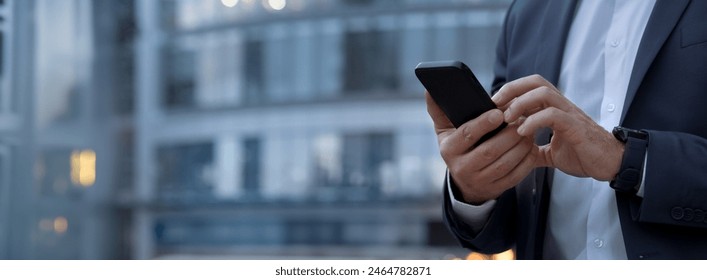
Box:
593 238 604 248
607 103 616 112
611 40 620 47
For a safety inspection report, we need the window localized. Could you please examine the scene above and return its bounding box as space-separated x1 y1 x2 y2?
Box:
343 28 400 93
35 0 88 126
341 133 393 190
158 0 177 30
112 0 137 114
33 213 80 259
156 142 214 201
113 129 134 191
313 132 394 194
92 0 137 115
112 46 136 114
242 137 261 195
243 37 265 105
36 149 80 197
162 44 197 108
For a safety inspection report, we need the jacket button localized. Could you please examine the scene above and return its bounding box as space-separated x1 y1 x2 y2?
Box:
671 207 684 220
683 208 695 222
694 209 705 223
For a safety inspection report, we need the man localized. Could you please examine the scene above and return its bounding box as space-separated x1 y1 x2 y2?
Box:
428 0 707 259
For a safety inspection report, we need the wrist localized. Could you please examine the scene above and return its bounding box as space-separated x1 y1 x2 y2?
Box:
453 177 491 205
605 137 625 181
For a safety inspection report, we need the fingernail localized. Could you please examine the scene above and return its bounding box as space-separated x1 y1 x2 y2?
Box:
489 110 502 124
517 126 525 136
504 110 512 121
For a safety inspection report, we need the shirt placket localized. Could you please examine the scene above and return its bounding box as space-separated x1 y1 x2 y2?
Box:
586 0 626 260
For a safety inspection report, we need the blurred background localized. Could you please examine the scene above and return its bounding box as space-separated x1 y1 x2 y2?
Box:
0 0 511 259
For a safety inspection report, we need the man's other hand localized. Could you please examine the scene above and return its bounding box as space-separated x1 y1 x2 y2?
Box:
426 91 538 205
493 74 624 181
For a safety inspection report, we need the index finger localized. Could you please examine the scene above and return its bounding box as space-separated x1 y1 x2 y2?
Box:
491 74 558 108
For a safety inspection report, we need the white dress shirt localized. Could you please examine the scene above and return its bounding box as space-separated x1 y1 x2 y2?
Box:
449 0 655 259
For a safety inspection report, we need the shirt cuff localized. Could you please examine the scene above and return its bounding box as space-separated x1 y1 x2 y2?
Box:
636 150 648 197
446 170 497 233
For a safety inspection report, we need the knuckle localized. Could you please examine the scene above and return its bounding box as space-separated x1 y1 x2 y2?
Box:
547 107 563 116
479 146 497 161
461 125 475 140
439 143 453 160
449 164 466 179
492 160 511 174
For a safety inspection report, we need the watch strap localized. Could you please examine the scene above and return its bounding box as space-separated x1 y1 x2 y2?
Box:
610 135 648 193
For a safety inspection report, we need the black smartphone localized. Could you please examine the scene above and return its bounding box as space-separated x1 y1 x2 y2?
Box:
415 60 506 145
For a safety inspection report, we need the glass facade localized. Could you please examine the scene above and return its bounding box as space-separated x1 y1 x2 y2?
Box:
158 5 505 111
0 0 511 259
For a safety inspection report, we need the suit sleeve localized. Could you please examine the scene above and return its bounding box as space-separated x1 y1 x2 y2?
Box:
442 1 521 254
628 130 707 228
443 176 517 254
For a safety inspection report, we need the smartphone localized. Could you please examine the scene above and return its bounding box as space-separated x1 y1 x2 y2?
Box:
415 60 506 145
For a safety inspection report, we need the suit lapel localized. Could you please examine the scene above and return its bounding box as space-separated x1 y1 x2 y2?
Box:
621 0 691 123
534 0 579 85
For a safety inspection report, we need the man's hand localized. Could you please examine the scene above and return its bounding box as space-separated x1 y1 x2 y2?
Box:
493 74 624 181
426 92 538 204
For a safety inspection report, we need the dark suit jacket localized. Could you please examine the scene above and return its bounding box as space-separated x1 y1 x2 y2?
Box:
444 0 707 259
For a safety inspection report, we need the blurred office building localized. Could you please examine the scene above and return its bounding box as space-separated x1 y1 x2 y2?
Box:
0 0 510 259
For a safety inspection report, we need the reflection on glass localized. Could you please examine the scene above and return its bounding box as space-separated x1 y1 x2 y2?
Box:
313 134 342 188
35 0 90 127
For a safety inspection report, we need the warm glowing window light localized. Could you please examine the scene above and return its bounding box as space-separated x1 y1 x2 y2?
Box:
53 216 68 234
70 149 96 187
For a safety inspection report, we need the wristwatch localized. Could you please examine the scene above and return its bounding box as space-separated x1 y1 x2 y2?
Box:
610 126 649 193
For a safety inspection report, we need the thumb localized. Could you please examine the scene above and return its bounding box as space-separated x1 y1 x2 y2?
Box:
535 144 553 168
425 91 454 133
